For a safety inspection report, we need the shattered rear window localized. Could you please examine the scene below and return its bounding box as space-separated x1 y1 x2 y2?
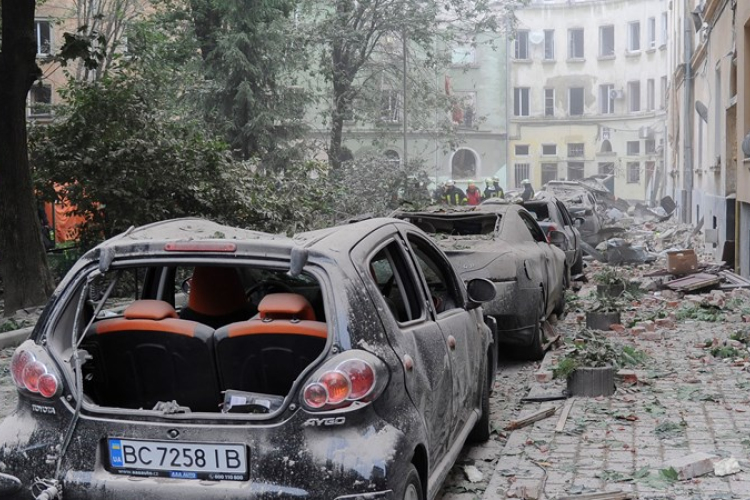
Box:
405 214 500 237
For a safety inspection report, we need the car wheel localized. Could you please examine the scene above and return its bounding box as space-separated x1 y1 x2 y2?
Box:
401 464 424 500
508 291 546 361
468 355 493 443
572 251 584 276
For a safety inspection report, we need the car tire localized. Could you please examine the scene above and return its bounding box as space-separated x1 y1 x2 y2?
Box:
468 355 493 443
509 293 546 361
401 464 424 500
572 251 584 276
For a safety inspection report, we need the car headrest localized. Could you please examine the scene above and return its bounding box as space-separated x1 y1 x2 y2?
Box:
124 300 178 320
188 267 247 316
258 293 315 321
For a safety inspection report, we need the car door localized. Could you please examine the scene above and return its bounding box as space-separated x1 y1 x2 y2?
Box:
351 229 455 465
400 229 482 443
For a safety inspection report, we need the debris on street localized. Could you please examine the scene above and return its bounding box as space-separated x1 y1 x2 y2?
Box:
505 406 558 431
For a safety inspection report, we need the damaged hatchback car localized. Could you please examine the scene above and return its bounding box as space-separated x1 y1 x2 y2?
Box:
0 217 497 500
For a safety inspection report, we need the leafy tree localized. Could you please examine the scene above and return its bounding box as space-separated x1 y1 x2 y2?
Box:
187 0 311 166
299 0 516 171
0 0 56 315
30 74 244 249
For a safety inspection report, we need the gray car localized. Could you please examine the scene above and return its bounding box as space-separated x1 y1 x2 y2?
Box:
0 217 496 500
522 197 585 277
392 204 568 361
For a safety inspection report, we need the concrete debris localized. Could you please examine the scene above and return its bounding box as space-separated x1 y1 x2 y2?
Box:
714 457 742 477
662 452 718 480
463 465 484 483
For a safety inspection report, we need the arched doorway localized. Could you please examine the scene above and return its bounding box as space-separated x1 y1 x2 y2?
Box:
451 149 477 179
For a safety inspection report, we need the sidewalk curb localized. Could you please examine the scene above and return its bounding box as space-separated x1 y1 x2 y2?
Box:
0 326 34 350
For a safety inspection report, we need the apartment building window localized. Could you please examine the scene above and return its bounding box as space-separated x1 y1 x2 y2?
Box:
598 162 614 175
452 42 476 65
515 144 530 156
627 162 640 183
661 76 668 109
628 21 641 52
515 30 530 60
645 139 656 154
569 87 584 116
28 83 52 117
567 162 585 180
541 163 558 185
544 88 555 116
647 18 656 49
514 87 530 116
380 90 401 122
453 91 476 128
542 144 557 156
568 28 584 59
626 141 640 155
514 163 530 188
544 30 555 60
646 79 655 111
627 81 641 112
568 143 584 158
599 25 614 57
452 149 477 179
600 84 614 114
660 12 668 47
35 20 51 56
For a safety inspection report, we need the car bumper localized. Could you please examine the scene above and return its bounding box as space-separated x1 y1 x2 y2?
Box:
482 281 536 346
0 401 410 500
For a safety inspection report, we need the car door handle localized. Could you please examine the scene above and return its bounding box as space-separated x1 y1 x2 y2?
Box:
447 335 456 350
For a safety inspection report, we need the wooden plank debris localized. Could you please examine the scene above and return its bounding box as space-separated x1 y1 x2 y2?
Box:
556 491 633 500
555 397 576 432
505 406 557 431
719 270 750 289
665 272 721 292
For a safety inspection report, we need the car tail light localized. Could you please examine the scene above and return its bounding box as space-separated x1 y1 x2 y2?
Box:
10 350 34 386
10 348 61 398
38 373 60 398
301 351 388 411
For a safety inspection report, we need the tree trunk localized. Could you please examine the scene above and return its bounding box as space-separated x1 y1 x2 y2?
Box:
0 0 55 316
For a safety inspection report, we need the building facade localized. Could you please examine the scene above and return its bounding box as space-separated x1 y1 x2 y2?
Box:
327 33 510 191
510 0 669 201
667 0 739 267
735 0 750 276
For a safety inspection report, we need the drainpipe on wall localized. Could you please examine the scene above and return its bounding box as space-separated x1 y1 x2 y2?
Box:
683 0 694 223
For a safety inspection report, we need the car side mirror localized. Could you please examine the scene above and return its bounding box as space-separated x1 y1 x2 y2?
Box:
574 217 585 227
466 278 496 310
548 230 568 251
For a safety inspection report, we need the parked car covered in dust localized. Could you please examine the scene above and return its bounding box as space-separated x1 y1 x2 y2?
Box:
0 217 497 500
541 181 603 245
522 197 585 277
392 203 567 361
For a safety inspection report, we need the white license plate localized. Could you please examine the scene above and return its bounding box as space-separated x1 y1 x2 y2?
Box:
108 438 247 481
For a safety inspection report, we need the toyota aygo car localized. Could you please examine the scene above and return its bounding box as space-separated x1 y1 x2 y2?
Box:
0 217 496 500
